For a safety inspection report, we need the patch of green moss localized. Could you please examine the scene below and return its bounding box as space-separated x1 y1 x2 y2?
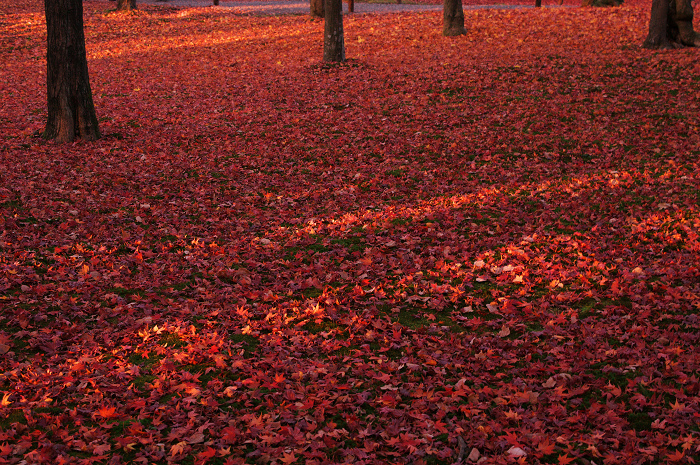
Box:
0 409 26 428
627 412 652 431
159 333 185 349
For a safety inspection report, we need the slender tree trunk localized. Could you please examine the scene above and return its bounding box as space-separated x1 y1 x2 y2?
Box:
43 0 100 143
348 0 354 13
323 0 345 62
535 0 541 7
116 0 137 10
310 0 324 18
443 0 466 36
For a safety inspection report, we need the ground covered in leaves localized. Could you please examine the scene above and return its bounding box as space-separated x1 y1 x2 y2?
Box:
1 0 700 463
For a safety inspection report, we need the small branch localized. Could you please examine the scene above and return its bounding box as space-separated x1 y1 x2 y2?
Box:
445 417 469 463
456 435 468 462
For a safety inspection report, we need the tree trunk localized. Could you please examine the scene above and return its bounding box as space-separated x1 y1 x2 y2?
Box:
116 0 137 10
582 0 622 7
43 0 100 143
323 0 345 62
671 0 700 45
643 0 699 48
535 0 541 7
348 0 354 13
443 0 466 36
310 0 324 18
643 0 672 48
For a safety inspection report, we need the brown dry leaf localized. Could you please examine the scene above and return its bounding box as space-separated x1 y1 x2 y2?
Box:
498 326 511 338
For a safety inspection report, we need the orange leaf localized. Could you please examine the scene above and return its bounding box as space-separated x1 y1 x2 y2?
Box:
280 451 297 464
558 454 576 464
96 406 117 419
170 441 187 457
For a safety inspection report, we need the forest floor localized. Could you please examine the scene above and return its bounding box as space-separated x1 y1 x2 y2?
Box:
131 0 552 15
135 0 445 15
122 0 575 9
1 0 699 463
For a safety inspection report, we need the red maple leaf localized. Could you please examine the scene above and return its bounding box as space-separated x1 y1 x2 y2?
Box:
221 426 238 444
666 450 685 462
536 439 556 455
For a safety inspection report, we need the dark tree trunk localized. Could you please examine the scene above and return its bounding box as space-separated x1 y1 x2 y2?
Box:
670 0 700 45
117 0 137 10
348 0 354 13
443 0 466 36
582 0 622 7
43 0 100 143
214 0 220 5
310 0 324 18
323 0 345 62
643 0 699 48
535 0 541 7
643 0 673 48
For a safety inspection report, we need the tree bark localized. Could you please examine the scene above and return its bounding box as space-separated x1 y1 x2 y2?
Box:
671 0 700 45
117 0 137 10
443 0 466 36
643 0 700 48
582 0 622 7
43 0 100 143
323 0 345 62
643 0 673 48
535 0 541 7
310 0 324 18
